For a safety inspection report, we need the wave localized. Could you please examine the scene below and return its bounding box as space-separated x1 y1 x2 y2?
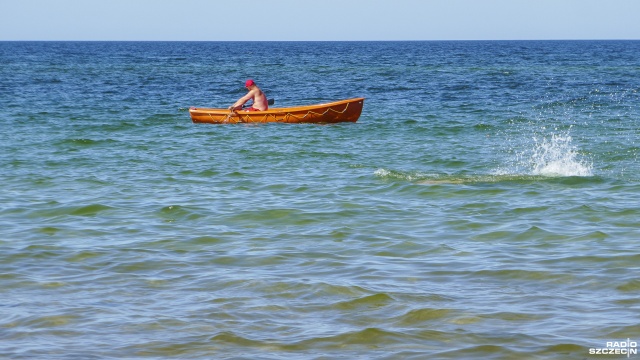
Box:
374 168 564 185
375 129 593 185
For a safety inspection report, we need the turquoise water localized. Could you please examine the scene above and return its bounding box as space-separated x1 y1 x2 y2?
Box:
1 41 639 359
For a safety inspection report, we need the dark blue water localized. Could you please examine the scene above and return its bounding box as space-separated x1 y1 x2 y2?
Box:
1 41 639 359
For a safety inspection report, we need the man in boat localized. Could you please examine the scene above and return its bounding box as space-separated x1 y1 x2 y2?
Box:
228 79 269 112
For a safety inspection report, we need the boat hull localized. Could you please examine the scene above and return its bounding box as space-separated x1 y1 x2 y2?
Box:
189 98 364 124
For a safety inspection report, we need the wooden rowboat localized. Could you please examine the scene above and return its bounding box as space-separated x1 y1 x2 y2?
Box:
189 98 365 124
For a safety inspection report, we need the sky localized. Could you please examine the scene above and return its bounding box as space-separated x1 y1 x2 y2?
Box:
1 0 639 41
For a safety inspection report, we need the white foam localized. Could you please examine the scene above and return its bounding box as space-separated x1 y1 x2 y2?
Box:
374 168 391 177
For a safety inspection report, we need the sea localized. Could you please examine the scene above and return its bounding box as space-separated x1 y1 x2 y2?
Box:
1 41 639 359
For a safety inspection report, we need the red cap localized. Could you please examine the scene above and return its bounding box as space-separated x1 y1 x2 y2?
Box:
245 79 255 87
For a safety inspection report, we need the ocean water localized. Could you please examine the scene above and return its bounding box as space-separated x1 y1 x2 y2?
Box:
1 41 639 359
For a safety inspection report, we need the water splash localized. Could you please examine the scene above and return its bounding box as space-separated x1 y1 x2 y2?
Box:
496 130 593 177
529 134 592 176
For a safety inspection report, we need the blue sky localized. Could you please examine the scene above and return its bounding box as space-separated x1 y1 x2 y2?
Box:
1 0 639 41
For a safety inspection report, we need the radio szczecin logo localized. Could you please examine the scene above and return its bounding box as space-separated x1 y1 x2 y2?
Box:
590 339 638 357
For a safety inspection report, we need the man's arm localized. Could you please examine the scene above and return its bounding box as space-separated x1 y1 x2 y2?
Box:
229 90 256 110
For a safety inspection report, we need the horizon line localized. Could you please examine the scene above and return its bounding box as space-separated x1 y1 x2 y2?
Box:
2 38 640 42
